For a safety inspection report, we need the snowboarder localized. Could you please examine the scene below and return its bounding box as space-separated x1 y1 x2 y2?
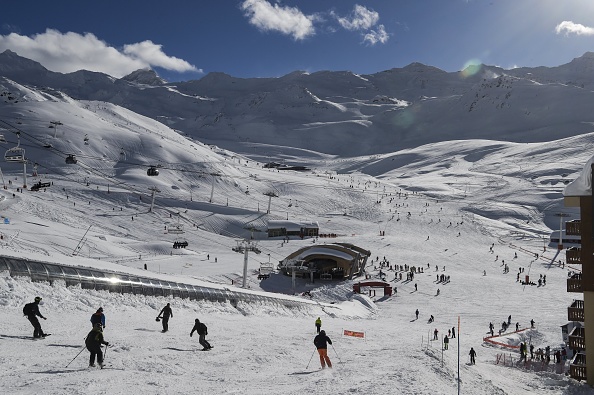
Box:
469 347 477 364
415 309 419 320
315 317 322 334
507 315 511 324
85 322 109 368
157 303 173 332
428 315 434 323
313 330 332 369
90 307 105 329
23 296 47 338
190 318 212 351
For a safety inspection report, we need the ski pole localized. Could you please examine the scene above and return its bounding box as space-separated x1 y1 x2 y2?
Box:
65 344 86 368
306 348 316 369
104 344 108 361
331 343 342 364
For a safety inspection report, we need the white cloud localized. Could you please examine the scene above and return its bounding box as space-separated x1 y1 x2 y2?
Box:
335 4 379 31
241 0 315 40
555 21 594 36
363 24 389 45
0 29 200 78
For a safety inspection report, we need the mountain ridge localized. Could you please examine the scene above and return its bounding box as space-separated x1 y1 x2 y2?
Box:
1 50 594 156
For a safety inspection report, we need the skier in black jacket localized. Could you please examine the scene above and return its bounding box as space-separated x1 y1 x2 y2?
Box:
157 303 173 332
86 323 109 368
23 296 47 338
313 330 332 368
190 319 212 350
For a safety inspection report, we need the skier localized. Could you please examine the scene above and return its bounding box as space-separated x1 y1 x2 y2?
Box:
190 318 212 351
444 335 449 350
23 296 48 338
530 344 534 359
515 322 519 332
85 322 109 368
415 283 417 291
433 328 438 340
157 303 173 332
313 330 333 369
451 326 456 338
90 307 105 329
469 347 477 364
428 315 434 323
415 309 419 320
530 319 535 328
315 317 322 334
519 342 526 361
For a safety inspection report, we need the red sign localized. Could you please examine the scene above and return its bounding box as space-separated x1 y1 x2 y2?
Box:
343 329 365 338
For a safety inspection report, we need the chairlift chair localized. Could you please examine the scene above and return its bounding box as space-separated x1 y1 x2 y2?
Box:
147 166 159 176
4 147 25 162
65 154 77 164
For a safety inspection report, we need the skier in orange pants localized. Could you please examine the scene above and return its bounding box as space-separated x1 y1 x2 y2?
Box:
313 330 333 368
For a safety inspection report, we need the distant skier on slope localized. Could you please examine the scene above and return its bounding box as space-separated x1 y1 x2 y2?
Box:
315 317 322 334
313 330 333 369
23 296 48 338
469 347 477 364
190 319 212 351
90 307 105 329
157 303 173 332
86 322 109 368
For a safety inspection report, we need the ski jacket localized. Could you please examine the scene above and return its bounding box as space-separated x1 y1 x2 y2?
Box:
191 322 208 336
314 333 332 349
159 306 173 319
315 318 321 327
90 312 106 328
23 302 44 319
85 328 108 348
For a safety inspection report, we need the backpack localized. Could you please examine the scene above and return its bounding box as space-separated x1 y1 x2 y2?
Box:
23 303 34 316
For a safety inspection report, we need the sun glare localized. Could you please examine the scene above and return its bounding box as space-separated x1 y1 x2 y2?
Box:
460 59 482 78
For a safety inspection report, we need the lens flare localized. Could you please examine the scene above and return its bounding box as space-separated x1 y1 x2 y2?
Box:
460 59 482 78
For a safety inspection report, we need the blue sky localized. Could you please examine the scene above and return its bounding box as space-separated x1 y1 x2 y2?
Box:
2 0 594 81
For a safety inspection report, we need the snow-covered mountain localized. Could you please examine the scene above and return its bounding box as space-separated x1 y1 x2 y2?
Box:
2 50 594 156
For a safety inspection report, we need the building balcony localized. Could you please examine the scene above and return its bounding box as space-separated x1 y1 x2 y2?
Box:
568 326 586 351
566 220 581 236
570 352 587 381
568 300 585 322
567 274 583 293
566 247 581 264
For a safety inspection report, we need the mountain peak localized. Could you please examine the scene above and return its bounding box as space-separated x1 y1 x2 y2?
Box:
0 49 48 73
120 68 165 86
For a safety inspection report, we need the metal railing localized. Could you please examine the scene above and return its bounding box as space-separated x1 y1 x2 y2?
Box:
0 255 312 309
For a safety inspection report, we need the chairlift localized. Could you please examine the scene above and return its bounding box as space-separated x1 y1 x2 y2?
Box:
173 240 188 249
65 154 77 164
167 224 184 234
4 147 25 162
4 132 24 162
147 166 159 176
